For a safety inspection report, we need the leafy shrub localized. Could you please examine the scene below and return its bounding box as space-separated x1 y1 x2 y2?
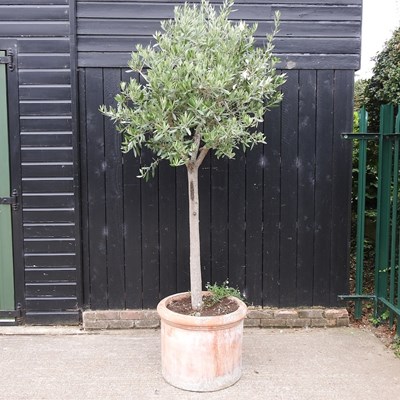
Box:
364 27 400 132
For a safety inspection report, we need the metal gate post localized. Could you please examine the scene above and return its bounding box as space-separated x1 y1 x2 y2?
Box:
374 104 395 314
388 129 399 327
354 108 368 319
396 109 400 335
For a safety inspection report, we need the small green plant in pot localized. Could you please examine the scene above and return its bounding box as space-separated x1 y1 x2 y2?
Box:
101 0 285 391
205 280 244 306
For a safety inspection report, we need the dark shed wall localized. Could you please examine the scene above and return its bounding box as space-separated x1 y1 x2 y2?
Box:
0 0 361 321
0 0 80 323
80 68 354 309
77 0 361 309
77 0 361 69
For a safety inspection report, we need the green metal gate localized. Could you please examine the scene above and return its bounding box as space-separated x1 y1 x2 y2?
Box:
341 104 400 334
0 49 17 323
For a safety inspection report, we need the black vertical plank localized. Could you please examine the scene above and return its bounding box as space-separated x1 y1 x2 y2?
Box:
123 148 143 308
228 152 246 293
141 154 159 307
176 165 189 292
297 70 316 305
103 68 125 309
122 70 143 308
263 104 281 307
279 70 299 307
313 70 334 306
78 68 91 308
70 0 83 310
140 74 159 307
245 143 264 305
199 154 212 287
159 160 177 299
85 68 107 309
210 155 229 285
331 70 353 305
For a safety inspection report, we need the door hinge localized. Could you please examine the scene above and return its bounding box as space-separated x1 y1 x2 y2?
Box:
0 49 14 71
0 304 22 318
0 309 20 318
0 189 19 211
0 304 23 325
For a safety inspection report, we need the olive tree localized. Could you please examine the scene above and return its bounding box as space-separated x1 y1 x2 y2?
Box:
100 0 285 311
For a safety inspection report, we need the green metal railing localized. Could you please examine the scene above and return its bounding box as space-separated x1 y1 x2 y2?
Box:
341 104 400 335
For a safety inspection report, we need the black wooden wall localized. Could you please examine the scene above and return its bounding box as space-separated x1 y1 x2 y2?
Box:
77 0 360 310
80 68 355 310
1 0 361 322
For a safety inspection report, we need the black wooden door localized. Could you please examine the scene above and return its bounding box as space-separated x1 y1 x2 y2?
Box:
0 37 82 325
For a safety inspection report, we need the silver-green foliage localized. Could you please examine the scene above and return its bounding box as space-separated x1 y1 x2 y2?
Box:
100 0 285 178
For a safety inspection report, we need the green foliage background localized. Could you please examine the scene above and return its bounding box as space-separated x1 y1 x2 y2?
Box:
352 27 400 221
364 27 400 132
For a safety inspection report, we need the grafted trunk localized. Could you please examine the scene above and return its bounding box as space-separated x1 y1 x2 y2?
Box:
187 164 202 310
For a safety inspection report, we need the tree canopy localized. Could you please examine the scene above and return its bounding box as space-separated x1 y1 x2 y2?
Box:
100 0 285 179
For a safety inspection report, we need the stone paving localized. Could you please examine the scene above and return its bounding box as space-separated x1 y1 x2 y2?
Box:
0 327 399 400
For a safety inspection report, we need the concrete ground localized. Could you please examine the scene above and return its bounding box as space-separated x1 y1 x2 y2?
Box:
0 327 399 400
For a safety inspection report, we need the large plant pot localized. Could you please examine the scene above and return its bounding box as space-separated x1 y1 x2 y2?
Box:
157 292 247 392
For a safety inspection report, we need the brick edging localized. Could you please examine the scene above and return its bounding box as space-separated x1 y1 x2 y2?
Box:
83 307 349 330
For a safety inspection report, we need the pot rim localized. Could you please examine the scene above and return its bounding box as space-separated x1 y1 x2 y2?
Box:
157 291 247 329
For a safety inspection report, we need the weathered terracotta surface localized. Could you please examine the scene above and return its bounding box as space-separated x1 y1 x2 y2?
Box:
157 292 247 392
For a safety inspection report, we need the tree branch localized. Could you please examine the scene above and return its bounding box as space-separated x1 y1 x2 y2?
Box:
191 129 201 163
195 147 209 168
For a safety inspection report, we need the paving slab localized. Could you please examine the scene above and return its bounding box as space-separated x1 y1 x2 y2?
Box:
0 327 399 400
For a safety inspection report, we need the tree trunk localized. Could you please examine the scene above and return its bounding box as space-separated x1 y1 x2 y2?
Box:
187 164 203 310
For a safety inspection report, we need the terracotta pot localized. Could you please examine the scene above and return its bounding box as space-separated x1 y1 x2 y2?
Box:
157 292 247 392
